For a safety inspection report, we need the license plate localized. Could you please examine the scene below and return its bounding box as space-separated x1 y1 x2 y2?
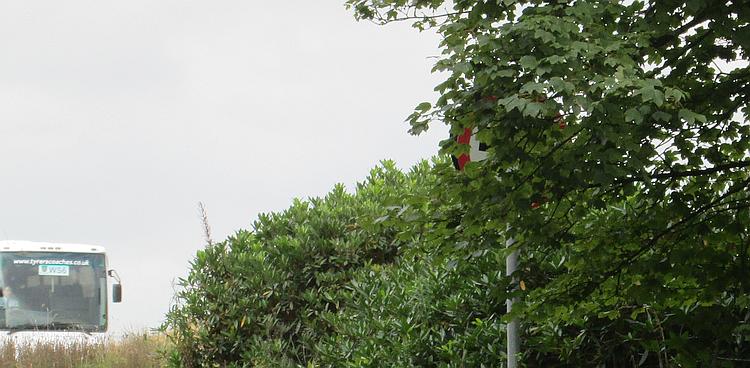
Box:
38 264 70 276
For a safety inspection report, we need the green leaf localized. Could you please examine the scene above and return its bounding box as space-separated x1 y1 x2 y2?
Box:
455 62 472 74
415 102 432 112
625 108 642 123
520 82 545 94
652 111 671 122
519 55 538 70
523 102 543 118
678 108 708 124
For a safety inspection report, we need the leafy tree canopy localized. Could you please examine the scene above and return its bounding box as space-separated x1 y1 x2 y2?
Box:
347 0 749 365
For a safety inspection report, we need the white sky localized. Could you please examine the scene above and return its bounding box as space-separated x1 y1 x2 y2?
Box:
0 1 446 334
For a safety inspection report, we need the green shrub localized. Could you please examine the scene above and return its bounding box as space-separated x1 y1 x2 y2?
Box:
163 160 440 367
313 252 508 367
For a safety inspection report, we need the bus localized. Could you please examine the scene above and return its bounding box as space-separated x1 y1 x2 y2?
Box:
0 240 122 333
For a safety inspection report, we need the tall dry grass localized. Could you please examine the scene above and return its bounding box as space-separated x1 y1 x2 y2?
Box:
0 331 169 368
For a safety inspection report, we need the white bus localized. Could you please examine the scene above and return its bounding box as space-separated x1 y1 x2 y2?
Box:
0 240 122 333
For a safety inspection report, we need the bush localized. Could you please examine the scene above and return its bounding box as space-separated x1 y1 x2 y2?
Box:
313 251 508 367
164 160 441 367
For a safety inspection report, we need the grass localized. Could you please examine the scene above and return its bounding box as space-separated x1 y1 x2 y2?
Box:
0 331 169 368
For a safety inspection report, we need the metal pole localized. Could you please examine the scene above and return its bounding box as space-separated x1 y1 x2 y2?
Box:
506 238 519 368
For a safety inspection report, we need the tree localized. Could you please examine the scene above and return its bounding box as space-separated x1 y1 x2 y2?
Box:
347 0 750 365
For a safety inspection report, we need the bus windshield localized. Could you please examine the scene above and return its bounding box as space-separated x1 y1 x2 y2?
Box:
0 252 107 332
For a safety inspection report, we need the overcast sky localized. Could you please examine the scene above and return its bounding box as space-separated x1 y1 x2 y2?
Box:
0 1 446 333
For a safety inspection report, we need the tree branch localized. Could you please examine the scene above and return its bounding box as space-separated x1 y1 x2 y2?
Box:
647 160 750 180
511 126 586 192
549 177 750 303
371 11 468 25
588 160 750 189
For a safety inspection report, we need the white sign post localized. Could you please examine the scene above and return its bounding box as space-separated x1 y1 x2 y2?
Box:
454 128 519 368
506 238 519 368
